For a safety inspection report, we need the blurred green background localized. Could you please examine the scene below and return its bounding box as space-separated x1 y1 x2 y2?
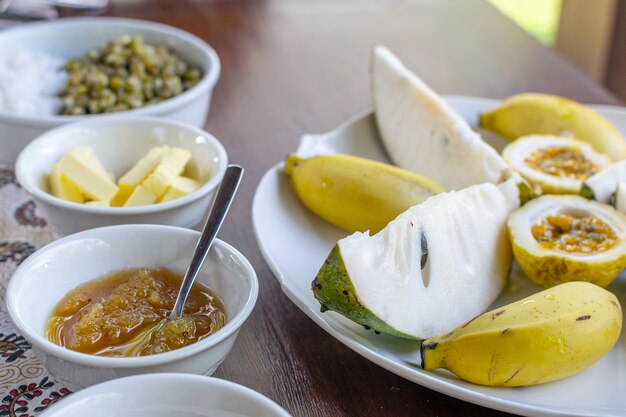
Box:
489 0 562 46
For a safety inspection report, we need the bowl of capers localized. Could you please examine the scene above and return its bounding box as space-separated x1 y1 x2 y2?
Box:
0 17 220 163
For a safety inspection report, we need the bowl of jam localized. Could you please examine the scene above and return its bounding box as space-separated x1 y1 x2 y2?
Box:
6 224 258 389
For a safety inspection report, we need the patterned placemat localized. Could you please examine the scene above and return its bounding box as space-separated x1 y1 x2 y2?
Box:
0 167 72 416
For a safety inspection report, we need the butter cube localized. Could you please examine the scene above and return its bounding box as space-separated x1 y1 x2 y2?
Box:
49 163 84 203
58 148 119 202
123 185 158 207
160 176 202 203
70 147 111 179
142 148 191 198
85 201 110 207
117 146 167 202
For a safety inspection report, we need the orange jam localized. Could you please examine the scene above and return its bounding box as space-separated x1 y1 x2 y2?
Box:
525 147 599 179
531 214 618 254
46 268 226 357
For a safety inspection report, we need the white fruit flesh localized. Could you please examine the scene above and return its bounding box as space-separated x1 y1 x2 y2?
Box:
585 160 626 203
338 182 519 339
503 135 610 194
372 46 510 190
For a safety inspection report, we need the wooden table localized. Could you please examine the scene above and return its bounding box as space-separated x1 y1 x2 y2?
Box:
92 0 623 416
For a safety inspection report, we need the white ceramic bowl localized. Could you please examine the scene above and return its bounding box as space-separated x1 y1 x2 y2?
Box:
15 116 228 236
39 374 291 417
0 17 220 163
6 225 258 389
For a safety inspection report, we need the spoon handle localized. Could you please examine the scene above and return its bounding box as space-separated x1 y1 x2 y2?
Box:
170 164 244 319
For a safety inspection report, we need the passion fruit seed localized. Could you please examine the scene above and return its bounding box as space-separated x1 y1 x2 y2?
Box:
531 214 618 254
525 147 600 180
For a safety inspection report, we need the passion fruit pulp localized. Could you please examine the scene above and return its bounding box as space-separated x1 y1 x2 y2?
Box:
508 195 626 288
503 135 610 195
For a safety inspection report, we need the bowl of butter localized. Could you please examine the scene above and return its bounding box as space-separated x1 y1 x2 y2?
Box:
15 116 227 235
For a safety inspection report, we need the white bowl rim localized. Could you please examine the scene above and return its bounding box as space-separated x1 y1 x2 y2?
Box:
40 373 292 417
0 16 220 125
6 224 259 368
14 115 228 214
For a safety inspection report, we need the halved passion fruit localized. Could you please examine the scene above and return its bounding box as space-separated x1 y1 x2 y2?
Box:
508 195 626 288
503 135 610 195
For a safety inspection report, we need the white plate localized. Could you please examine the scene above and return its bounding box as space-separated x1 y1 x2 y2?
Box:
252 96 626 417
39 373 291 417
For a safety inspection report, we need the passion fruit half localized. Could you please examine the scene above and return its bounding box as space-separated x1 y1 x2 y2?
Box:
503 135 610 195
508 195 626 288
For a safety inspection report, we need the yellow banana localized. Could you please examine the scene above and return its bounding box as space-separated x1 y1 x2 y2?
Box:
480 93 626 161
284 153 445 234
421 281 622 387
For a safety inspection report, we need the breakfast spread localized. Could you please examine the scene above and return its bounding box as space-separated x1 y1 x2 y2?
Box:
5 14 626 413
46 268 226 357
48 145 201 206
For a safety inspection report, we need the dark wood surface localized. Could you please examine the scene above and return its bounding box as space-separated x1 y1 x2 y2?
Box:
91 1 621 416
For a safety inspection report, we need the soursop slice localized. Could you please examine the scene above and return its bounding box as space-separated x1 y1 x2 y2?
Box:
372 46 510 190
582 160 626 204
312 181 519 340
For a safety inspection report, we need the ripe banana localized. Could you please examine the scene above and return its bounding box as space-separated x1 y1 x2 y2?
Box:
421 281 622 387
284 153 445 234
480 93 626 161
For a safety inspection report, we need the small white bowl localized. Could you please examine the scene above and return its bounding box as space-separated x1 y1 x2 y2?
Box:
39 374 292 417
6 225 258 389
0 17 220 163
15 116 228 236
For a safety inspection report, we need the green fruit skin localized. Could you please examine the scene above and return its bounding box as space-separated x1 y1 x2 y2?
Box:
511 239 626 288
579 183 596 200
312 244 416 339
517 180 536 205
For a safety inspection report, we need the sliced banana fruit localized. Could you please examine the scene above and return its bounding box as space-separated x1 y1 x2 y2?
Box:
508 195 626 288
502 135 610 195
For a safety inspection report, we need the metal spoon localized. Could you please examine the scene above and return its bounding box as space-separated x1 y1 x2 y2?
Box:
109 164 243 357
170 164 244 320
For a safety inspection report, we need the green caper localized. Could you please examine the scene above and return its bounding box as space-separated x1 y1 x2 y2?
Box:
110 75 125 91
59 35 203 115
